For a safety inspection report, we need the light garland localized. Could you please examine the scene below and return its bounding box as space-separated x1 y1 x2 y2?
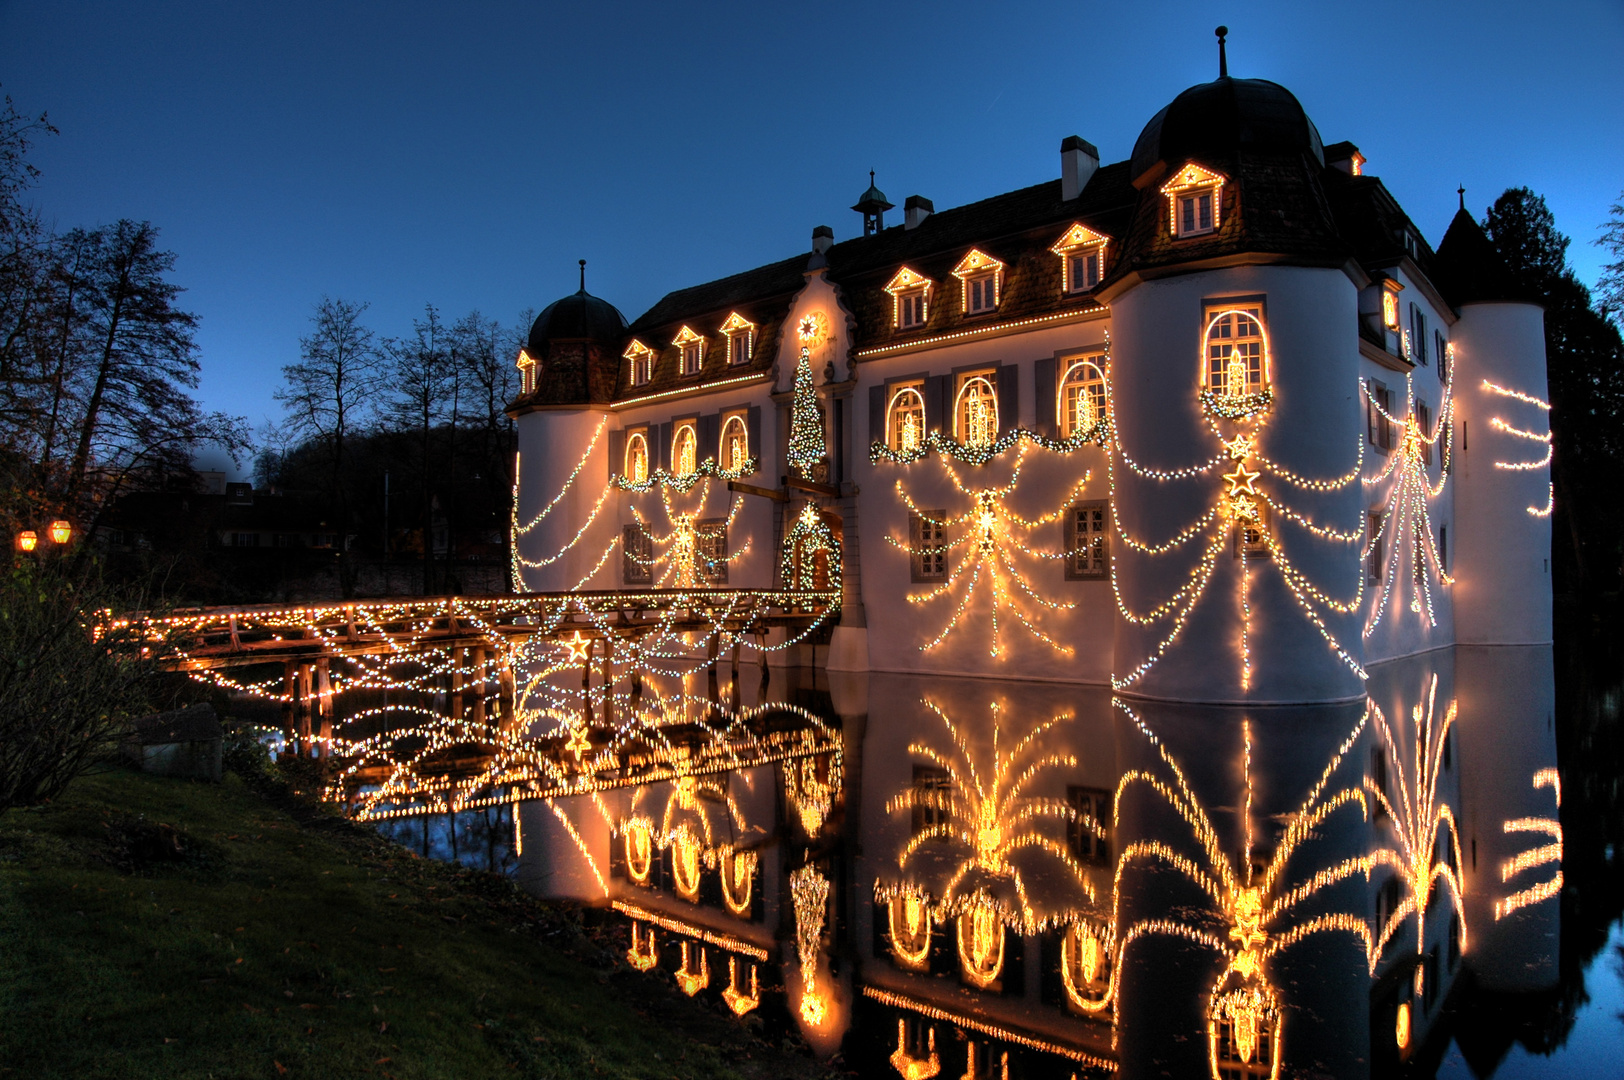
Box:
1493 767 1563 920
854 306 1103 360
870 420 1110 467
611 899 770 961
890 1018 941 1080
1366 675 1468 963
889 447 1089 656
722 956 760 1015
783 749 842 837
675 940 710 995
786 346 826 478
861 986 1113 1068
880 884 934 971
884 700 1093 936
790 863 831 1026
781 504 842 593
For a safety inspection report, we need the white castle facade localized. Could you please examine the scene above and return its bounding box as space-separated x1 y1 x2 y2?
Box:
507 68 1552 707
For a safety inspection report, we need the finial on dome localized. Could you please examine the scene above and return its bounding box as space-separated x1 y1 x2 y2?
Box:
1216 26 1229 78
578 259 587 292
1458 185 1466 211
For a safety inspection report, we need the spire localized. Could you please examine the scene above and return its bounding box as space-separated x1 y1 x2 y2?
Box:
1216 25 1229 78
578 259 587 293
1457 185 1466 212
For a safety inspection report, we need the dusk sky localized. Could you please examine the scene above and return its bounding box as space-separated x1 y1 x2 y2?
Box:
2 0 1620 473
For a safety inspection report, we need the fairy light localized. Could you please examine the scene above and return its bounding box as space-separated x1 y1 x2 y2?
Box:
890 1018 941 1080
884 267 933 329
719 844 758 916
1366 675 1468 962
613 370 766 410
611 899 770 962
885 700 1093 937
790 863 831 1026
956 892 1008 988
718 311 756 363
1494 768 1563 920
889 448 1088 656
675 940 710 995
627 920 659 971
881 884 934 971
781 504 842 592
784 751 842 836
1160 162 1226 233
722 957 760 1015
1049 223 1109 294
862 987 1113 1068
950 249 1004 312
1060 920 1111 1010
854 306 1104 360
786 346 826 478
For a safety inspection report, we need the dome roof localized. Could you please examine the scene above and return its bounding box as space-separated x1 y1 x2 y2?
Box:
1130 77 1324 186
526 287 627 357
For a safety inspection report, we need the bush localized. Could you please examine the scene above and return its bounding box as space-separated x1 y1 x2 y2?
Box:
0 559 160 813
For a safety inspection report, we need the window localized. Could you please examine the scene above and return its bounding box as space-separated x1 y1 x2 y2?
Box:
1059 356 1107 437
624 341 655 387
1367 380 1394 451
1381 284 1402 332
1204 303 1266 396
1410 304 1429 365
672 326 705 377
1234 501 1271 559
887 383 926 454
1050 222 1110 294
232 532 259 548
1161 163 1226 238
516 348 537 394
624 430 649 483
622 524 653 585
951 249 1004 315
884 267 932 330
1437 332 1451 383
719 414 749 473
1065 501 1109 580
672 422 698 476
1214 1015 1275 1079
275 533 298 549
1438 524 1448 574
910 766 951 835
955 373 999 446
1416 401 1432 465
909 511 948 582
696 518 728 584
719 311 755 365
1367 511 1385 583
1067 786 1111 865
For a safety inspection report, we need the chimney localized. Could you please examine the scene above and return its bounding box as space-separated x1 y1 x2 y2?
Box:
1324 141 1367 176
904 195 934 230
812 225 833 254
1061 136 1099 201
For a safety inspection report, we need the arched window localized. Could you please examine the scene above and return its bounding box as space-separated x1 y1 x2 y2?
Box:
673 423 697 476
955 375 999 447
1203 305 1267 396
624 432 649 483
1059 358 1107 438
887 385 926 454
720 415 749 472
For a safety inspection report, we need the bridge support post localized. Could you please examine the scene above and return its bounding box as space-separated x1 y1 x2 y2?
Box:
314 658 332 757
281 661 296 751
470 646 487 726
451 646 466 724
498 660 516 733
600 647 613 728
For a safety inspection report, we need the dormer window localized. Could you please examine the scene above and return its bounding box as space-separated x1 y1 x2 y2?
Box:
624 340 655 387
1160 163 1226 239
516 348 538 394
719 312 755 365
1050 223 1109 294
951 249 1004 315
672 326 705 377
884 267 933 330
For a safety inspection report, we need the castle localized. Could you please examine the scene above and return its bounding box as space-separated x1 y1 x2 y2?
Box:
507 43 1550 706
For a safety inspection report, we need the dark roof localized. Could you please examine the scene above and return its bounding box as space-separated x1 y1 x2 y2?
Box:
1131 77 1324 187
526 289 628 356
1433 207 1534 306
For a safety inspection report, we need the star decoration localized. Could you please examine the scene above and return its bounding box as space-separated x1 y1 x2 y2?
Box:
560 631 592 662
1223 463 1260 497
797 314 822 341
565 723 592 760
1224 434 1255 461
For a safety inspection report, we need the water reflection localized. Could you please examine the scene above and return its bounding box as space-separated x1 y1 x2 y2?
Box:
509 643 1624 1079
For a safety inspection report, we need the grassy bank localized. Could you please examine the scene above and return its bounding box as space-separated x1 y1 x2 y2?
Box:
0 764 831 1080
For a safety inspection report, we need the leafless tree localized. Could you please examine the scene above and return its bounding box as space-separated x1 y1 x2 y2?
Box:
383 304 452 594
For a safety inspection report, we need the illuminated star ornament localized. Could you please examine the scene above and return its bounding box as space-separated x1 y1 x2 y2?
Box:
560 631 592 662
889 447 1089 657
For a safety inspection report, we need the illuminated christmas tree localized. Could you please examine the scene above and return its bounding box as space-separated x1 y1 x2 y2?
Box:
785 347 825 478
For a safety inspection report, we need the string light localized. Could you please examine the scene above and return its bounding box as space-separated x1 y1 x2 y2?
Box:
722 957 760 1016
781 504 842 593
1494 768 1563 920
854 307 1104 361
783 750 842 837
675 940 710 996
950 249 1005 312
790 863 831 1026
786 346 826 478
861 987 1113 1068
890 1018 941 1080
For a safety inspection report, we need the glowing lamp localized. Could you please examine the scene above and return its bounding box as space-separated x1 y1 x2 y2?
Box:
1395 1001 1411 1049
16 530 38 552
49 520 71 544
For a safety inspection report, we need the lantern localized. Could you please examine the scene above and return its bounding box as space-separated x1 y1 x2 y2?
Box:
49 520 71 544
17 530 38 552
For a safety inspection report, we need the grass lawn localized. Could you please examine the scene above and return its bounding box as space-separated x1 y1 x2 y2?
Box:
0 764 834 1080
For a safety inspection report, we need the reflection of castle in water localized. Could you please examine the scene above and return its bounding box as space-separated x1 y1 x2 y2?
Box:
504 33 1561 1080
521 646 1559 1078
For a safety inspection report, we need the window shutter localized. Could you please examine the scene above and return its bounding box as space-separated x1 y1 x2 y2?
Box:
698 413 720 465
1034 358 1057 437
1062 504 1077 580
869 385 885 452
908 513 922 581
608 428 624 483
658 422 672 472
925 374 951 434
746 406 761 475
998 364 1019 434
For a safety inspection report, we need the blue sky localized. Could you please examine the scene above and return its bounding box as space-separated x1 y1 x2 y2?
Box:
3 0 1620 461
